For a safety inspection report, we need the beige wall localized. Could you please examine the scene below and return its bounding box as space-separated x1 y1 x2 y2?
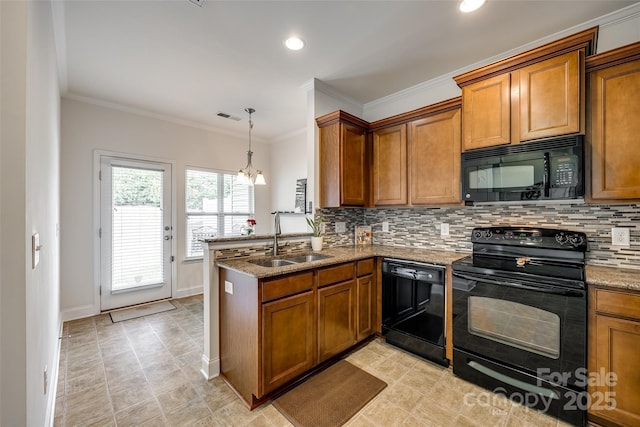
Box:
1 0 61 425
60 98 271 319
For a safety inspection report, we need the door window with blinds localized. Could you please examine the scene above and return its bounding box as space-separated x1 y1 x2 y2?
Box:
185 168 254 258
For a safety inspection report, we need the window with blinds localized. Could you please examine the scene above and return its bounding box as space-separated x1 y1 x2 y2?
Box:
185 168 254 258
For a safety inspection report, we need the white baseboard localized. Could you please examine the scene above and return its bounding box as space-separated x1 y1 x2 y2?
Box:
61 304 98 322
200 354 220 380
173 286 203 299
45 318 64 427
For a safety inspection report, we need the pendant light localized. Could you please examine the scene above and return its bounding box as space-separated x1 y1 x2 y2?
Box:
237 107 266 186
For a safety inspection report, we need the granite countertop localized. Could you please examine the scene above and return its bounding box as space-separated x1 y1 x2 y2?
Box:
586 265 640 291
203 232 312 243
216 245 469 279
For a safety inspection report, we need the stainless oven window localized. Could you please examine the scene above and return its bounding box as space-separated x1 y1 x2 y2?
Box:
467 296 560 359
468 165 535 190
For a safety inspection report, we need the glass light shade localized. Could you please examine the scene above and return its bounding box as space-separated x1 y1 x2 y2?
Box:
254 172 266 186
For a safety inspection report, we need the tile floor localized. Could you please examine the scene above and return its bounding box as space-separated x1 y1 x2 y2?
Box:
54 295 578 427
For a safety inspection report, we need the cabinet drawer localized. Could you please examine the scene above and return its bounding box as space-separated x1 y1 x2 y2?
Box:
594 288 640 320
318 263 355 287
357 258 374 277
262 272 314 302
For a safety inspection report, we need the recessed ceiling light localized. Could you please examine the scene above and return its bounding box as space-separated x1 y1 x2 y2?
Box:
284 37 305 51
459 0 486 13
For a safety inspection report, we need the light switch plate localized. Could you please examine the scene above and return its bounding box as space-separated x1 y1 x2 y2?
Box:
382 222 389 232
32 233 40 269
224 280 233 295
612 227 630 246
441 223 450 236
335 222 346 233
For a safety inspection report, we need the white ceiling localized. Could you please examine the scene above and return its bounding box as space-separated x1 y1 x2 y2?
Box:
54 0 636 142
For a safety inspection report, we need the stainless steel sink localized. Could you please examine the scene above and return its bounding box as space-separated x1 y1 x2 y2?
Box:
284 253 334 263
247 253 333 267
247 258 297 267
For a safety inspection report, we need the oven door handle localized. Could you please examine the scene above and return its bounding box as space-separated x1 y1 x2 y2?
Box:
453 272 583 296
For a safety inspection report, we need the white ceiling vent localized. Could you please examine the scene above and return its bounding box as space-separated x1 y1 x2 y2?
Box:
189 0 205 7
216 112 242 121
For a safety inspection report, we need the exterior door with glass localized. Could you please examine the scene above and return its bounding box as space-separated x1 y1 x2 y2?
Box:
100 156 173 311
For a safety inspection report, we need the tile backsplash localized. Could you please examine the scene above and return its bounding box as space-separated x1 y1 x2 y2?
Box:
321 203 640 270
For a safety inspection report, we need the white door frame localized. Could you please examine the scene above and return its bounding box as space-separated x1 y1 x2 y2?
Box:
93 150 177 313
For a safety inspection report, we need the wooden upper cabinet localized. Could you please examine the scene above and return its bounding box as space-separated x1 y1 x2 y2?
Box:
370 98 462 206
587 42 640 202
372 124 407 205
455 27 596 151
519 51 583 141
461 73 511 150
410 109 461 205
317 111 369 207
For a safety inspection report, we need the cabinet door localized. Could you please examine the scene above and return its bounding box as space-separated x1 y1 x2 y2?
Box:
462 73 511 150
317 280 356 362
262 291 315 395
519 51 583 141
357 274 375 341
409 109 461 205
590 59 640 200
341 123 368 206
590 314 640 426
373 124 407 205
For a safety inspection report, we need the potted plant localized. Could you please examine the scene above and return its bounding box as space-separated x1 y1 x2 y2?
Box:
306 212 324 251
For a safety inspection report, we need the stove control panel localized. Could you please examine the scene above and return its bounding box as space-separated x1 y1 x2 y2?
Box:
471 227 587 251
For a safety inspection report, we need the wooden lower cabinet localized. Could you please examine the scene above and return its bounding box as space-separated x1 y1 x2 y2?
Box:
220 258 377 408
356 274 375 340
262 291 315 395
589 287 640 427
317 280 356 362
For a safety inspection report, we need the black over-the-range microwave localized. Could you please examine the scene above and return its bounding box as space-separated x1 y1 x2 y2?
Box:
461 135 584 204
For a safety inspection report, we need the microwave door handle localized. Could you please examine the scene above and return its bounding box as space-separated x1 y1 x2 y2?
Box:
544 152 550 197
453 272 581 296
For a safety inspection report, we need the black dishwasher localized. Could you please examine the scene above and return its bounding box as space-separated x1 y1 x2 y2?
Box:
382 258 448 366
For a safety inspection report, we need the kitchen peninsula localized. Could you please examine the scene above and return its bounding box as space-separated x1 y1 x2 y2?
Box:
201 233 467 407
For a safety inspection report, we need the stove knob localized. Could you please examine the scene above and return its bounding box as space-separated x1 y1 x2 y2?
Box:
569 234 584 246
483 230 493 239
473 230 483 239
555 233 568 244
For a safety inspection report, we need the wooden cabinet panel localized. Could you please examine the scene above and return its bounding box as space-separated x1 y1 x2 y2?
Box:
589 59 640 200
520 51 583 141
317 280 356 362
341 123 368 205
317 111 369 208
356 274 375 341
262 291 315 395
462 73 511 150
409 109 461 205
373 124 407 205
357 258 375 277
589 286 640 427
262 272 313 302
318 262 355 288
594 288 640 319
